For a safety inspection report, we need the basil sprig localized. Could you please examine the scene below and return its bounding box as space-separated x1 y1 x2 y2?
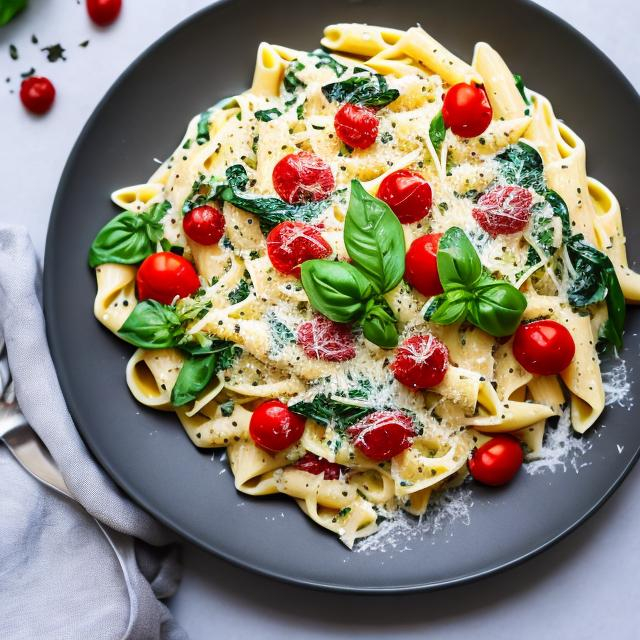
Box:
425 227 527 337
88 201 170 268
321 71 399 108
300 181 405 348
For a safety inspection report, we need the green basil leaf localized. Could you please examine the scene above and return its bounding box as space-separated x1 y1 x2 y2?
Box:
310 49 348 77
428 290 471 325
171 353 217 407
290 393 374 431
321 72 399 108
88 201 170 268
495 142 545 195
254 108 282 122
118 300 184 348
513 73 531 115
467 277 527 337
437 227 482 290
344 180 405 293
196 109 212 145
284 60 306 93
546 189 571 243
0 0 27 25
361 301 399 348
219 399 235 417
300 259 374 323
429 110 446 156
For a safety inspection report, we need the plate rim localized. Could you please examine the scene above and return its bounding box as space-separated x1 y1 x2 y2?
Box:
43 0 640 593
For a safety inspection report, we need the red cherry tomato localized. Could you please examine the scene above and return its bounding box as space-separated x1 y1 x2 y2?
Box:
472 185 533 236
442 83 493 138
296 315 356 362
249 400 306 452
390 334 449 390
334 103 379 149
136 252 200 305
347 411 415 461
20 77 55 115
512 320 576 375
293 453 344 480
272 152 335 204
377 170 433 224
468 435 523 486
86 0 122 26
183 205 225 245
404 233 443 297
266 221 332 277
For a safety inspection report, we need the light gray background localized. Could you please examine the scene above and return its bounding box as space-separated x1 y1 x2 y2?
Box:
1 1 639 638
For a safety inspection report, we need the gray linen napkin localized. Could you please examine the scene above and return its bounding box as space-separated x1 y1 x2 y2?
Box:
0 226 188 640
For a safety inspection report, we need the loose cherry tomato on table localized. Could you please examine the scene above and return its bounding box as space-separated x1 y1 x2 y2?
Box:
512 320 576 375
20 77 55 115
347 411 415 461
390 334 449 390
293 453 344 480
86 0 122 26
376 170 433 224
266 221 332 276
249 400 306 452
183 205 225 245
442 83 493 138
272 152 335 204
136 252 200 305
472 185 533 236
468 435 523 486
404 233 443 297
296 315 356 362
334 103 379 149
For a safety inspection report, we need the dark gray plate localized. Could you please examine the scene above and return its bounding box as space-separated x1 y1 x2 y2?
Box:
44 0 640 592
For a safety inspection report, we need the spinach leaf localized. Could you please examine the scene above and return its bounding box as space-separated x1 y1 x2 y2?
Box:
526 189 571 265
196 109 212 145
290 394 374 431
495 142 545 195
88 201 170 268
255 108 282 122
310 49 347 77
118 300 184 348
284 60 306 93
228 279 251 304
182 173 227 214
343 180 405 293
429 110 446 156
321 72 399 108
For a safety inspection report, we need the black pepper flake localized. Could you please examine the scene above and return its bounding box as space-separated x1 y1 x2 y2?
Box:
31 35 38 45
9 44 18 60
20 67 35 79
79 40 90 48
41 44 67 62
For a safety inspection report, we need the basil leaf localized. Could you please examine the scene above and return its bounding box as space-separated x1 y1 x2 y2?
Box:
228 279 251 304
344 180 405 293
300 259 374 323
196 109 212 145
361 301 399 348
290 394 373 431
428 290 471 325
88 201 170 268
429 110 446 156
310 49 347 77
0 0 26 25
284 60 306 93
495 142 545 195
467 277 527 337
255 108 282 122
321 72 399 108
171 353 217 407
437 227 482 290
118 300 184 348
546 190 571 243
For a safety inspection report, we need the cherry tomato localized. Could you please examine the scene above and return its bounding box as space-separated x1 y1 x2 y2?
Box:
183 205 225 245
86 0 122 26
390 334 449 390
442 83 493 138
272 152 335 204
136 252 200 305
468 435 523 486
293 453 344 480
404 233 443 297
334 103 379 149
512 320 576 375
472 185 533 236
296 315 356 362
377 170 433 224
266 221 332 277
249 400 306 452
347 411 415 461
20 77 55 115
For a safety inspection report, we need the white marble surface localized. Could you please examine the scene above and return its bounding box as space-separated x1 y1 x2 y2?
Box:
1 1 639 638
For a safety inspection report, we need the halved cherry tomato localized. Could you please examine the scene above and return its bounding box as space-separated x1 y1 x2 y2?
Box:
512 320 575 375
183 205 225 245
249 400 306 452
293 453 344 480
472 185 533 236
468 435 523 486
442 83 492 138
390 334 449 390
20 77 55 115
136 252 200 305
266 221 332 276
347 411 414 461
296 316 356 362
377 170 433 224
404 233 443 297
334 103 378 149
86 0 122 26
272 152 335 204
